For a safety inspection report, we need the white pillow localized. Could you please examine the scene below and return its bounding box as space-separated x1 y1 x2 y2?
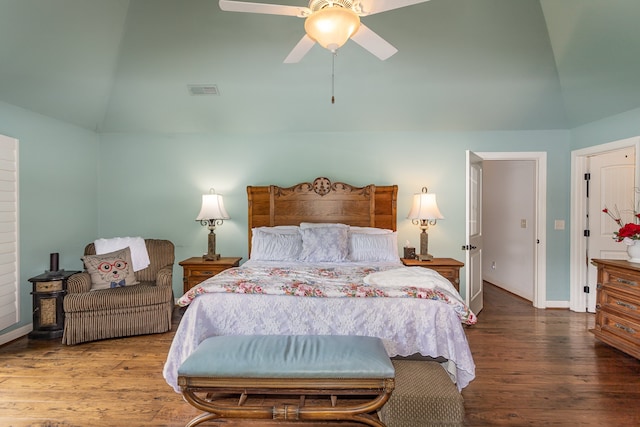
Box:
348 232 399 262
349 226 394 234
299 227 349 262
250 228 302 261
253 225 300 234
300 222 349 229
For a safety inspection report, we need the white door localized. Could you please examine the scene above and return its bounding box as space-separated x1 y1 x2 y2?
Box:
465 151 483 314
586 146 636 312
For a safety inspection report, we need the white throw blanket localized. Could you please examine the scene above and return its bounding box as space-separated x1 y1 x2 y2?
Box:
364 267 459 293
94 236 150 271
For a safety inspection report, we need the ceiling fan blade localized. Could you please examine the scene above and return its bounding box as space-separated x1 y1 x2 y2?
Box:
219 0 309 17
357 0 430 16
283 35 316 63
350 24 397 60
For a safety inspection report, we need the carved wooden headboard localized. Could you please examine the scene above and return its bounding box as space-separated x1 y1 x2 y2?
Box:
246 177 398 252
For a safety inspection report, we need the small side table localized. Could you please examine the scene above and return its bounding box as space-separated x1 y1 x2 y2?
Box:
401 258 464 292
28 270 79 340
179 257 242 293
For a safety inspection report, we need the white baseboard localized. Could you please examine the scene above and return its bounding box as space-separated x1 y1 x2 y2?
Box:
545 300 570 309
0 324 32 346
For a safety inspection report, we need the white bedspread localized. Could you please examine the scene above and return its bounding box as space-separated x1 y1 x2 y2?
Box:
163 261 476 392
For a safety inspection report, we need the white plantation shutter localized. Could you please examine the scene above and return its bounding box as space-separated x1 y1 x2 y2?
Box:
0 135 18 331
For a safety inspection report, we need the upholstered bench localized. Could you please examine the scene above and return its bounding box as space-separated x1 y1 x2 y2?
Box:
177 335 395 427
378 359 465 427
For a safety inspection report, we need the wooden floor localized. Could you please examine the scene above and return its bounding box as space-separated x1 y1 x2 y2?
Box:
463 283 640 426
0 283 638 427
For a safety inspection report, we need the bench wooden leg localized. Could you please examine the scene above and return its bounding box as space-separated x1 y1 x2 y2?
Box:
182 387 393 427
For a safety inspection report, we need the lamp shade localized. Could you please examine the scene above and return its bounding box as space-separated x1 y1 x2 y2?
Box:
196 193 230 221
407 193 444 221
304 6 361 52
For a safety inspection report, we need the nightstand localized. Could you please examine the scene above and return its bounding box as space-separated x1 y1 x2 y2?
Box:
179 257 242 293
27 270 80 339
401 258 464 292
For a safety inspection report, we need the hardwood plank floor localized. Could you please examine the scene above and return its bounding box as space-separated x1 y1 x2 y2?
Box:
0 283 638 426
462 283 640 426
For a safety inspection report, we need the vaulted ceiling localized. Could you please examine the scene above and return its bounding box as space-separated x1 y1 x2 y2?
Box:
1 0 639 133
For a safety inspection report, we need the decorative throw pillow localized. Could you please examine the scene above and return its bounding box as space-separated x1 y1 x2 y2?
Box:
348 232 400 262
82 247 139 291
299 226 349 262
253 225 300 234
250 228 303 261
300 222 349 229
348 226 394 234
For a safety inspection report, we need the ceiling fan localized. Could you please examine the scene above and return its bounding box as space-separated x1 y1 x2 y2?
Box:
219 0 430 63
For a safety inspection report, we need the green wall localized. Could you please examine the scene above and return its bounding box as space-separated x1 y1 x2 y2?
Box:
0 101 98 336
3 98 639 339
571 107 640 149
98 130 571 301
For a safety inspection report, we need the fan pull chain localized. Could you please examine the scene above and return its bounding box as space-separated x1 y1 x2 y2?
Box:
331 52 336 104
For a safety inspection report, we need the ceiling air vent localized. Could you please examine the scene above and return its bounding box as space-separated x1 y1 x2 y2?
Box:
188 84 220 96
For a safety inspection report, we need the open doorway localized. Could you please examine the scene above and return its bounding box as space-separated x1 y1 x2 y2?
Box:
474 152 547 308
483 160 536 301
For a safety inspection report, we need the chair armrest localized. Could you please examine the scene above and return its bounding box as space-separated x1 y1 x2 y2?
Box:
67 272 91 294
156 266 173 287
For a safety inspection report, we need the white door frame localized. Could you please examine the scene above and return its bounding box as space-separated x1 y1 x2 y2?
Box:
476 151 547 308
569 136 640 312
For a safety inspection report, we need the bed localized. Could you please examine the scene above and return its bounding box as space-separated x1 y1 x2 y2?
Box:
163 177 476 392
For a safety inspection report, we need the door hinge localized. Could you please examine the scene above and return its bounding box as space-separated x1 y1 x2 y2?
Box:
584 230 590 237
585 173 591 198
583 285 590 293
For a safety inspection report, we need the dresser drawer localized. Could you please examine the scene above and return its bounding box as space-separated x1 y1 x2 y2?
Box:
189 266 228 277
432 267 458 282
601 266 640 297
179 257 242 293
400 258 463 292
597 288 640 322
598 309 640 348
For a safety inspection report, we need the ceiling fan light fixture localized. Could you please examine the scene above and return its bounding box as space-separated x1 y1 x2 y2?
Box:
304 6 360 52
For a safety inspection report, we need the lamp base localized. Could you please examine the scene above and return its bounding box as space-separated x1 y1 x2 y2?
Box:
418 230 433 261
418 253 434 261
204 231 220 261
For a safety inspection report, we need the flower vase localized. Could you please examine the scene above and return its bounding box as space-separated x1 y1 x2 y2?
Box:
627 241 640 263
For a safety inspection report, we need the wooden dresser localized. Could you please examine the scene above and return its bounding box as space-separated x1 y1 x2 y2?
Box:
591 259 640 359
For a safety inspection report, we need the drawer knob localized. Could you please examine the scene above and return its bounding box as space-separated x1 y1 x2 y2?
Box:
616 300 638 311
614 323 637 335
616 278 638 287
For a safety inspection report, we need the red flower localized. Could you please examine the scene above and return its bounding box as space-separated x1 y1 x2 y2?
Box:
604 204 640 242
617 223 640 239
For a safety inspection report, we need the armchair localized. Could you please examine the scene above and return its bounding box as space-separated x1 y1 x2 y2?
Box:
62 239 175 345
